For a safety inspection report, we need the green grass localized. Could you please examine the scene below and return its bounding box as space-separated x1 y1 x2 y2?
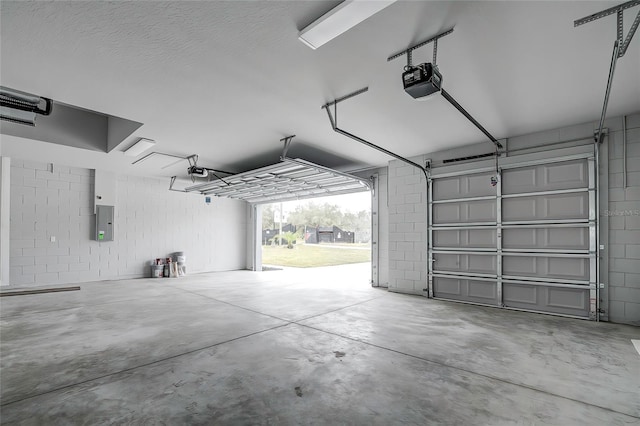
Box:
262 243 371 268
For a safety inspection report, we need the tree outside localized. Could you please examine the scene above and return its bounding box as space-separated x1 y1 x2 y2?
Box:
269 231 299 249
261 192 372 268
266 202 370 239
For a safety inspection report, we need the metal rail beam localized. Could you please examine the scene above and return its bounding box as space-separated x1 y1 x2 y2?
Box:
322 87 369 110
441 89 503 149
596 41 620 143
322 88 428 177
574 1 639 27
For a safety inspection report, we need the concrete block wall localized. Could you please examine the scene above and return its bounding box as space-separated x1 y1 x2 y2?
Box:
385 111 639 324
9 159 247 286
605 113 640 325
387 156 428 294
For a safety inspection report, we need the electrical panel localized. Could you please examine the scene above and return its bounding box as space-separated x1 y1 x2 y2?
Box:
95 205 114 241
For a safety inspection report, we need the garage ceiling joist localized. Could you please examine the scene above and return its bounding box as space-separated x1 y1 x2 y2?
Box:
183 158 371 204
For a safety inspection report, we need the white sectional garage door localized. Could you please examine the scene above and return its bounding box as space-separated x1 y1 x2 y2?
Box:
428 155 597 319
183 158 371 203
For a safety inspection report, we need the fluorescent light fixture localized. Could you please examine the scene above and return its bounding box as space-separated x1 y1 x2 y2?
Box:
298 0 397 49
124 138 155 157
0 106 37 126
0 86 53 126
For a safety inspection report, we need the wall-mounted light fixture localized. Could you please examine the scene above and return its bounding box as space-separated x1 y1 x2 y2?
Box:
298 0 397 50
123 137 156 157
0 86 53 126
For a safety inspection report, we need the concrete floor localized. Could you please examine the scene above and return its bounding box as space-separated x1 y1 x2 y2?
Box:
1 263 639 425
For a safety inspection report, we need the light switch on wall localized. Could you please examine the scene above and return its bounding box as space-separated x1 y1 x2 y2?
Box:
50 236 56 243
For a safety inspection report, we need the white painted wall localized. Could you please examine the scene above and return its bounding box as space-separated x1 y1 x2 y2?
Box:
0 157 10 286
247 204 262 272
385 112 640 325
8 158 247 286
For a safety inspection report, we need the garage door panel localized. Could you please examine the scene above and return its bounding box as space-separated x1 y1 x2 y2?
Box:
502 227 589 250
433 199 496 224
468 280 497 299
433 229 496 249
502 256 589 282
429 154 596 320
502 193 588 222
547 287 589 310
434 254 497 275
433 277 499 304
502 283 536 304
503 283 589 317
185 158 371 203
502 159 588 194
433 173 496 200
434 277 462 296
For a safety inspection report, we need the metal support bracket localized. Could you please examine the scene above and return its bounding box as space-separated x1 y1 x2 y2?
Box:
169 176 186 192
574 0 639 140
322 87 429 179
387 28 454 63
279 135 296 161
595 41 621 143
574 1 640 58
322 87 369 111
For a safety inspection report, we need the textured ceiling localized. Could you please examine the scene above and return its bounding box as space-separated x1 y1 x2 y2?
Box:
1 1 639 178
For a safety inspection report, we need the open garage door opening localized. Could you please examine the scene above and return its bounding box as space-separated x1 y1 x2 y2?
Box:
260 191 372 271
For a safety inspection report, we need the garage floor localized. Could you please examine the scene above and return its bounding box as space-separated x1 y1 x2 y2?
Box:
1 263 638 425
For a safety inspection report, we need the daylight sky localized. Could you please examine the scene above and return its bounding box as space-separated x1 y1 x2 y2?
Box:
274 191 371 215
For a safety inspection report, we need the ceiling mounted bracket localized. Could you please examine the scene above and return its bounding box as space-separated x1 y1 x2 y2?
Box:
575 1 640 57
186 154 198 168
279 135 296 160
432 39 438 66
387 28 454 64
574 1 639 142
321 87 429 179
169 176 186 192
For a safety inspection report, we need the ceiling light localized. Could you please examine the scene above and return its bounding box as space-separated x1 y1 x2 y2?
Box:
124 138 155 157
298 0 397 50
